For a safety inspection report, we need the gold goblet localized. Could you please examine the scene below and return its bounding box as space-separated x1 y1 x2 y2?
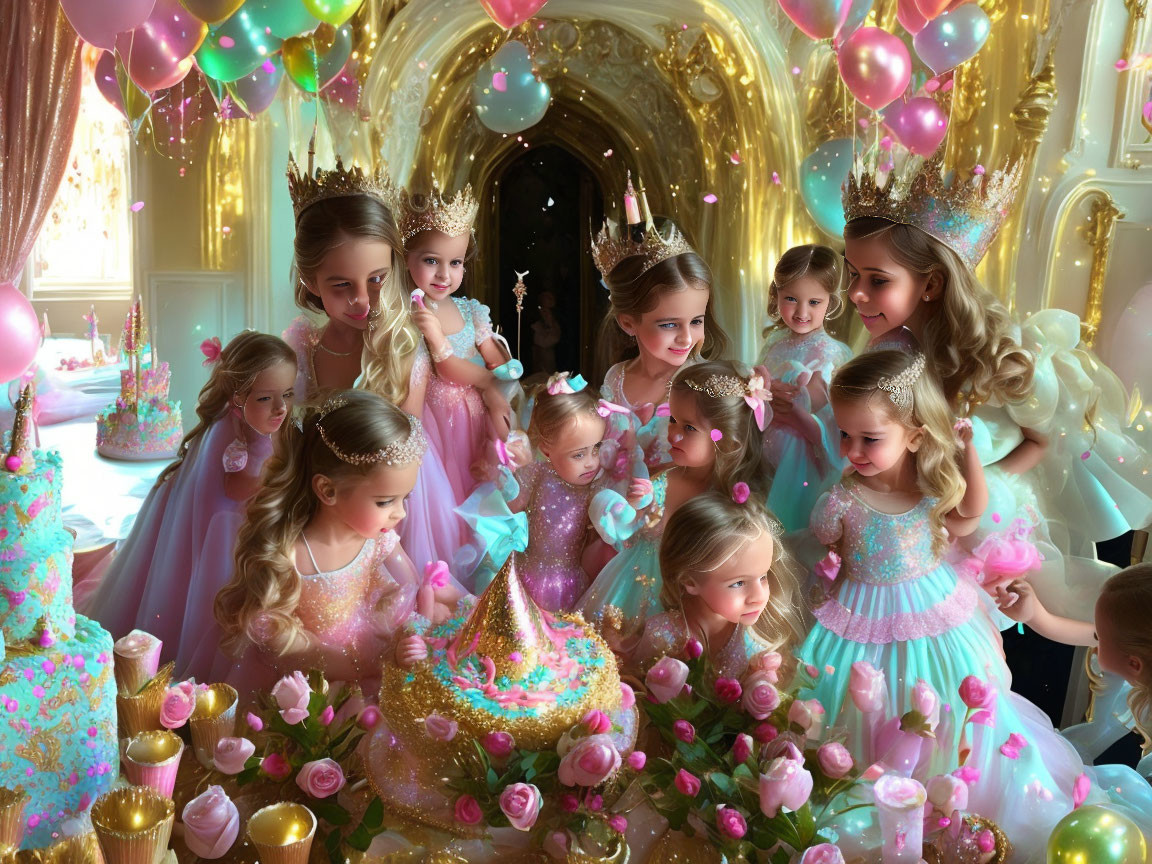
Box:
189 683 238 768
123 730 184 798
246 803 317 864
91 785 175 864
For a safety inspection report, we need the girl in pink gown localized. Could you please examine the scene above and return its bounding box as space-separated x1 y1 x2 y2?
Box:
80 332 297 680
212 390 458 704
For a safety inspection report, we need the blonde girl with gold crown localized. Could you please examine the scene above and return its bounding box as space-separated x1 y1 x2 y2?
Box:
390 184 523 510
213 390 460 704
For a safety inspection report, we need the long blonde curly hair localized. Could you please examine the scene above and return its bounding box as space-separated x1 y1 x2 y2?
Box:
670 360 771 499
659 492 804 680
1096 563 1152 754
156 332 296 487
844 218 1034 408
214 390 417 657
830 350 965 557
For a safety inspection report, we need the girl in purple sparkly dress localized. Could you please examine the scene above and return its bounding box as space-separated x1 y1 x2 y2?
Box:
457 373 612 613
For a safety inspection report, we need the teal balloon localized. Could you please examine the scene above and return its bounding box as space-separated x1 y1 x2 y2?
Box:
801 138 861 238
913 4 991 74
194 9 283 82
246 0 320 40
473 40 551 135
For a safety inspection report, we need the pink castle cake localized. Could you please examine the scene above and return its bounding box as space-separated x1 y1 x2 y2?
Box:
95 361 182 461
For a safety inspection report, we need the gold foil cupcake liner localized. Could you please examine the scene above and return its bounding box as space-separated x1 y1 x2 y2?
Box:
123 730 184 799
246 803 316 864
116 662 174 739
189 683 238 769
0 788 29 850
91 786 175 864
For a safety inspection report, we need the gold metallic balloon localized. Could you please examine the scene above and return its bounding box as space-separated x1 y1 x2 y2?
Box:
179 0 245 25
1047 805 1148 864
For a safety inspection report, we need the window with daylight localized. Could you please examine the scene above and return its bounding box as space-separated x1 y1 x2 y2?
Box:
28 49 134 300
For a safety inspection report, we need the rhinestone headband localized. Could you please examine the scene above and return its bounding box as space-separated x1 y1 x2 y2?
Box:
842 147 1023 271
286 155 395 222
393 184 479 243
877 353 926 417
684 374 749 399
315 399 428 467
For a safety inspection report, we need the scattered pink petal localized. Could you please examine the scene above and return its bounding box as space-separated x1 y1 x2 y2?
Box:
791 66 801 75
710 428 723 441
262 60 276 74
730 150 742 164
880 136 893 151
973 164 986 175
991 512 1001 523
1081 451 1091 460
218 35 235 48
703 193 718 204
941 80 954 92
681 23 688 30
925 78 941 93
492 72 508 92
130 201 145 212
1073 772 1090 809
771 171 781 184
1116 59 1129 70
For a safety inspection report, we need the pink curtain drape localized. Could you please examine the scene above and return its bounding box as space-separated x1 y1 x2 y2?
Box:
0 0 84 284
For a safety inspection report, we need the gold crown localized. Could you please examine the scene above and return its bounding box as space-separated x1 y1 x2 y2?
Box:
286 155 395 222
393 184 479 243
842 147 1023 271
590 172 695 278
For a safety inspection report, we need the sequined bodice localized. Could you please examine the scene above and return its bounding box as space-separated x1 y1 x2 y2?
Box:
521 462 596 568
296 534 396 639
812 483 941 585
444 297 482 362
759 329 852 383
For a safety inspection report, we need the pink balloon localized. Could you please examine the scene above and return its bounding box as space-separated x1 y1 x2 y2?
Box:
896 0 928 34
915 0 952 18
93 51 127 117
837 27 912 110
890 96 948 155
60 0 156 50
477 0 549 29
229 56 285 117
0 283 41 383
116 0 207 92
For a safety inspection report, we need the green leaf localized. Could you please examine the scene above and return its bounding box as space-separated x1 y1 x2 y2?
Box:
362 797 384 831
345 825 373 851
324 828 343 864
311 801 351 826
486 767 499 791
796 802 816 846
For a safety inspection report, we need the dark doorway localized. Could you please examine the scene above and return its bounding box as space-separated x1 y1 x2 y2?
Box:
495 145 606 387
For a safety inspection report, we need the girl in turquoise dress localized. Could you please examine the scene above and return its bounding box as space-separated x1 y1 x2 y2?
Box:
757 244 852 536
575 360 770 652
797 351 1151 861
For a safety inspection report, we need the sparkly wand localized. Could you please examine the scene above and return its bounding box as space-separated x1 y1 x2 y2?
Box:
512 269 529 361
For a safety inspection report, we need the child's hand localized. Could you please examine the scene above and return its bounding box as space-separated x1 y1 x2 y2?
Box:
953 417 974 447
626 477 653 508
769 379 798 414
994 579 1038 623
396 634 428 668
505 433 532 469
412 305 444 343
482 387 512 440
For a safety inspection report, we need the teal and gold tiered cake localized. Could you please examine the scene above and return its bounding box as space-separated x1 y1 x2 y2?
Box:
1 388 118 850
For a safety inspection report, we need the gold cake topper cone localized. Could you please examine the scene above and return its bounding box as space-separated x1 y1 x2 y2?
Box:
4 384 35 475
450 554 552 679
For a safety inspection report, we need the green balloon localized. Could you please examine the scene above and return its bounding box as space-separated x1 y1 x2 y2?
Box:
246 0 320 40
1048 806 1147 864
195 9 283 83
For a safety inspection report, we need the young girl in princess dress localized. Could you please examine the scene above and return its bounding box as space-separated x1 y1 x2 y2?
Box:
82 332 296 681
279 157 470 579
456 372 607 613
593 175 729 474
758 244 852 536
631 490 805 681
393 184 519 506
213 390 459 703
576 359 771 651
796 351 1151 860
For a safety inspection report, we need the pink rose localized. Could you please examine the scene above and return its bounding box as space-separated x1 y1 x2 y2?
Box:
673 719 695 743
557 734 620 787
159 680 197 729
799 843 846 864
645 656 690 704
543 830 569 860
911 679 941 730
765 737 804 764
271 671 312 725
424 560 451 590
742 672 781 719
752 722 778 744
999 732 1028 760
627 750 647 771
582 709 612 735
674 769 701 797
181 786 240 860
424 712 458 741
958 675 995 710
759 756 813 817
357 706 382 729
952 766 981 786
732 733 753 765
260 752 292 781
296 758 346 799
620 683 636 710
716 805 747 839
1073 772 1090 810
748 650 784 683
715 677 742 705
558 793 579 813
848 661 885 713
814 549 842 583
817 742 853 779
607 815 628 834
245 711 264 732
873 774 927 812
788 698 826 737
685 638 703 660
318 705 334 726
213 737 255 775
483 731 516 759
454 794 483 825
926 774 968 815
499 782 542 831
